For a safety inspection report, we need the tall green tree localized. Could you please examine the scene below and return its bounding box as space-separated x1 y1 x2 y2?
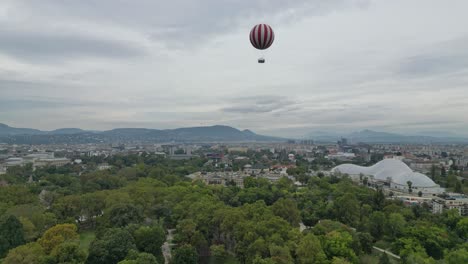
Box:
369 211 385 240
271 198 301 227
38 224 79 254
2 242 45 264
430 165 436 180
86 228 137 264
454 181 463 193
118 250 159 264
108 203 144 227
323 231 358 263
296 233 327 264
407 181 413 193
133 225 165 260
0 214 25 257
172 245 198 264
49 242 86 264
444 248 468 264
456 218 468 240
333 193 360 227
385 213 406 239
379 252 390 264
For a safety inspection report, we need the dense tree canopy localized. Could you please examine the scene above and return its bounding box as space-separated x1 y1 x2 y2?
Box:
0 153 466 264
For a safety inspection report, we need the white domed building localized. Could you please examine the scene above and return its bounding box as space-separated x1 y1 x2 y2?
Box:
331 158 444 194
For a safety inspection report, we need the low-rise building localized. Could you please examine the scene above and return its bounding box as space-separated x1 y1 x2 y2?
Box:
394 195 433 206
326 152 355 160
409 160 439 173
4 157 25 167
97 163 112 171
34 157 70 167
244 164 269 175
432 195 468 216
0 166 6 175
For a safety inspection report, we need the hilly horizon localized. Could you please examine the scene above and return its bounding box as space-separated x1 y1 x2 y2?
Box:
0 123 285 144
1 123 468 144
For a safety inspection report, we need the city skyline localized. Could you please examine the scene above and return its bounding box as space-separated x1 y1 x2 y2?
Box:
2 0 468 137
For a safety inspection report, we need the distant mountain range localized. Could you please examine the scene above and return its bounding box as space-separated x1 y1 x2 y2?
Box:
307 129 468 143
0 124 87 136
2 123 467 144
0 123 284 144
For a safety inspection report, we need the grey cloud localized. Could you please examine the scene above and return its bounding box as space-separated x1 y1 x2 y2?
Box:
222 95 299 114
0 99 76 111
0 28 146 62
376 120 464 129
2 1 468 136
7 0 368 49
399 54 468 77
397 36 468 77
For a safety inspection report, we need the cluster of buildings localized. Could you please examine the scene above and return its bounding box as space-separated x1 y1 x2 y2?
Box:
331 158 446 195
1 138 468 215
331 156 468 216
0 152 70 173
432 193 468 216
187 164 298 188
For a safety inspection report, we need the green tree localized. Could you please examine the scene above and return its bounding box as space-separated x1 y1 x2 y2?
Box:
271 198 301 227
276 176 294 191
456 217 468 240
393 237 428 263
0 185 39 207
252 256 276 264
80 192 107 227
454 181 463 193
369 212 385 240
443 209 461 230
373 188 385 210
296 233 327 264
323 231 358 263
430 165 436 180
49 242 86 264
108 203 144 227
0 214 25 257
133 225 165 259
51 195 82 223
441 167 447 177
385 213 406 239
172 245 198 264
38 224 79 254
405 253 436 264
118 250 159 264
2 242 45 264
331 257 351 264
333 193 360 227
86 228 137 264
210 244 226 258
6 204 56 237
357 232 373 254
379 252 390 264
269 244 293 264
444 248 468 264
243 176 258 188
19 216 36 241
407 181 412 193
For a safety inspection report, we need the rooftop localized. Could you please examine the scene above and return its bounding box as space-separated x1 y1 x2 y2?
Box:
331 158 439 187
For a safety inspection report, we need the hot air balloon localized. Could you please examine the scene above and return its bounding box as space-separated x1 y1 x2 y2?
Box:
249 24 275 63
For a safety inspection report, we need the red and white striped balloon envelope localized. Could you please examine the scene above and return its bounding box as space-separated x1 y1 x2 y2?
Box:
249 24 275 50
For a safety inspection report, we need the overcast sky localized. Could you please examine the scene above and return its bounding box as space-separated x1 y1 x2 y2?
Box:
1 0 468 137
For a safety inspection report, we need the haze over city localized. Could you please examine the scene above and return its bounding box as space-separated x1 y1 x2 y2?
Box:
2 0 468 138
